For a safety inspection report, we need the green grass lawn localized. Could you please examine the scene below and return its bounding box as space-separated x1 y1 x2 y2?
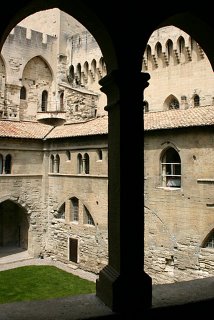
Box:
0 265 96 304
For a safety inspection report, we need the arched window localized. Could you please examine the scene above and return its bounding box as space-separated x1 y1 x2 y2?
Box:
202 229 214 248
83 206 95 225
169 98 179 110
83 61 89 84
55 154 60 173
91 59 97 80
20 86 26 100
155 42 164 67
99 57 105 77
156 42 162 58
161 147 181 188
60 92 64 110
193 94 200 107
146 45 152 60
91 59 96 73
50 155 54 173
166 39 173 62
68 65 74 84
84 153 90 174
41 90 48 111
71 197 79 222
66 150 71 161
77 153 82 173
5 154 12 174
163 95 180 110
76 63 81 85
0 154 3 174
178 36 185 55
97 149 103 161
178 36 186 63
144 101 149 112
145 45 155 70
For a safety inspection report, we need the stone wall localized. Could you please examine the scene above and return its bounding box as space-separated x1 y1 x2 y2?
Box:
144 127 214 283
143 26 214 112
43 136 108 273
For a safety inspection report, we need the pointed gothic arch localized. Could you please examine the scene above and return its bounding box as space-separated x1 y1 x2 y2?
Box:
0 199 29 249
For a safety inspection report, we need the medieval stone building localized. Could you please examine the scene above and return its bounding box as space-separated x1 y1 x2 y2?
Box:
2 2 214 317
0 9 214 285
0 8 108 274
143 26 214 283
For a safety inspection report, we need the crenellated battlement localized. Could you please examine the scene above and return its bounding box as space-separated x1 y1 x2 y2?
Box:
8 25 56 46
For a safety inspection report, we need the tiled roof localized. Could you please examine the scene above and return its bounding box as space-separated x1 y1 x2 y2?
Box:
2 106 213 140
0 120 53 139
45 115 108 139
144 106 214 131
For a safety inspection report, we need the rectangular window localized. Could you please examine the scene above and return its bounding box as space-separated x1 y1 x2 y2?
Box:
162 162 181 187
69 238 78 263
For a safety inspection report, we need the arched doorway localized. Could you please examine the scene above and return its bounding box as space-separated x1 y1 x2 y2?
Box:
0 200 28 250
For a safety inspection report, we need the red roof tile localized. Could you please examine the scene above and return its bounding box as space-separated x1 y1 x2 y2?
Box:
0 120 53 139
0 116 108 140
144 106 214 131
45 116 108 139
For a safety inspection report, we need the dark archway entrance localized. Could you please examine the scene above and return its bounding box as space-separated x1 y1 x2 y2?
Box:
0 200 28 249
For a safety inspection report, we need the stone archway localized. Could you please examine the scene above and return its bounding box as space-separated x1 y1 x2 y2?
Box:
0 200 29 250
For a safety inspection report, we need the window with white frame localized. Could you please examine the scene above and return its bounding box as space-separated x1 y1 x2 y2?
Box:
161 147 181 188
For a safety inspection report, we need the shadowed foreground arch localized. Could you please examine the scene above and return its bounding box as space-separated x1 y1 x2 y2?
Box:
0 1 214 319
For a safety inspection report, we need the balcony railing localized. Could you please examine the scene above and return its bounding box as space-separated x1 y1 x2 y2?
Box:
36 100 66 125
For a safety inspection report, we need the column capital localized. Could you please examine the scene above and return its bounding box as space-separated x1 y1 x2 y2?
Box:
99 70 150 111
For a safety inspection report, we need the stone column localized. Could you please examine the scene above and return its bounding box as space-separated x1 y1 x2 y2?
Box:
54 157 59 173
2 158 5 174
82 157 86 174
96 70 152 315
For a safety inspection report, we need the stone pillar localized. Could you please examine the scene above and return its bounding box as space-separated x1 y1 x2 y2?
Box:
2 158 5 174
96 70 152 315
82 157 86 174
54 157 59 173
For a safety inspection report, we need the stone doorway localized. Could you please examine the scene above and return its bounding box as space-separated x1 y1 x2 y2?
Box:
0 200 29 250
